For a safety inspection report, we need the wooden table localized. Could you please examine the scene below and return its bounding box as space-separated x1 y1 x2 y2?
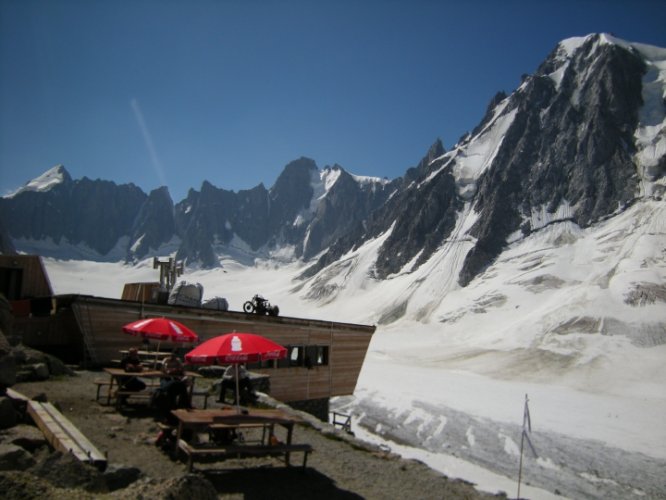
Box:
118 349 173 368
170 408 310 471
102 367 199 407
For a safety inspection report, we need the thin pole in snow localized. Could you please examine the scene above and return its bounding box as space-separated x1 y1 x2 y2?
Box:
235 364 241 414
517 393 537 499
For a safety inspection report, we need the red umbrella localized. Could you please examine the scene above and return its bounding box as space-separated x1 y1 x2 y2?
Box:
185 332 286 364
122 317 199 343
185 332 286 411
122 317 199 367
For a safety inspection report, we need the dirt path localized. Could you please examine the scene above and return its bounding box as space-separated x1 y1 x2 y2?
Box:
13 370 498 499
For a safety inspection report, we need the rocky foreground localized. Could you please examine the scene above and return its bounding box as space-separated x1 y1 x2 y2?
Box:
0 349 502 499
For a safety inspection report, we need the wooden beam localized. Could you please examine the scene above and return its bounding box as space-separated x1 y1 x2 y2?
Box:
5 387 30 402
27 400 106 469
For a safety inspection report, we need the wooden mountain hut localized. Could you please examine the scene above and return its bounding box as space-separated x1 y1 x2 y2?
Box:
1 255 376 419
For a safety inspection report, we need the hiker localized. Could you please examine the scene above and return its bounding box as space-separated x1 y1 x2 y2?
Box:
219 364 253 404
119 347 146 391
157 353 191 411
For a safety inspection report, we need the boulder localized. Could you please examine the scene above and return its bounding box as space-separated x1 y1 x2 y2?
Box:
0 397 17 429
30 451 108 493
33 363 49 381
11 345 73 374
102 464 142 491
0 354 16 388
0 470 55 498
162 473 218 500
0 424 48 453
0 443 35 471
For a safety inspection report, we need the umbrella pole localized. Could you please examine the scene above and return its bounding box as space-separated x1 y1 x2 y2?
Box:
154 341 161 369
235 364 241 414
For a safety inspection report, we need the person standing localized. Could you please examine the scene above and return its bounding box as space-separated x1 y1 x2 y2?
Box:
219 364 252 404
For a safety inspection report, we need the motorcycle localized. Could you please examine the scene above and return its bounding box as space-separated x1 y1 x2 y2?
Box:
243 294 279 316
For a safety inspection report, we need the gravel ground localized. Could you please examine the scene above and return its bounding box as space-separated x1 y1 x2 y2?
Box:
12 370 500 499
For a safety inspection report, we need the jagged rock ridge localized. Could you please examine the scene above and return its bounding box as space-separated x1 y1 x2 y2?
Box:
1 34 664 292
304 34 665 288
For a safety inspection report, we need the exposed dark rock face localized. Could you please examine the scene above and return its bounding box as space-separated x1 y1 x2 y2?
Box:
127 186 176 261
268 157 318 249
0 166 146 258
307 35 660 286
0 218 15 255
301 165 393 260
171 157 391 267
373 151 460 278
459 36 647 285
174 180 273 267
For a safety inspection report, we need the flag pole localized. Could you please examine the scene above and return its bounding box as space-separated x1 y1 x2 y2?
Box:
518 422 525 499
517 393 536 499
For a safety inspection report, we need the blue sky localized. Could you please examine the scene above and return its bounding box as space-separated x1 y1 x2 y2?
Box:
1 0 665 202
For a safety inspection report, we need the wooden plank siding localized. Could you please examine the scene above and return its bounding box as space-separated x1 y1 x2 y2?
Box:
66 295 374 403
0 255 53 299
121 282 161 302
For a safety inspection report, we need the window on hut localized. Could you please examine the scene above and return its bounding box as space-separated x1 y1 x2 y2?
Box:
275 345 329 368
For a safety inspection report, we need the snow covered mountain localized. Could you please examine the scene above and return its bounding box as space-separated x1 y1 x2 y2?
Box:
0 159 392 266
1 165 148 260
3 36 663 279
6 33 666 498
172 157 392 267
303 33 665 293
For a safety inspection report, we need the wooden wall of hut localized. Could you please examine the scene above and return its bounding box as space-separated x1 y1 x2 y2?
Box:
0 255 53 300
69 295 375 403
121 282 161 303
14 301 83 363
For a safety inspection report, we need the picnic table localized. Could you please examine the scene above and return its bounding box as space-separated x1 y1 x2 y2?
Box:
116 349 173 368
170 408 313 471
99 367 200 408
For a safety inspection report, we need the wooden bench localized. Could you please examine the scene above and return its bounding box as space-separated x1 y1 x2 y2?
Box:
178 439 313 472
94 378 160 407
93 380 112 402
191 388 212 409
114 388 155 409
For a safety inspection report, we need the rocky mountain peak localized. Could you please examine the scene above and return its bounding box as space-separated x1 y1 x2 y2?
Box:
5 164 72 198
127 186 176 261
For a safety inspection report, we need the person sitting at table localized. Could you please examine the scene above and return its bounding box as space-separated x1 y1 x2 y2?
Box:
157 353 191 411
161 352 184 377
219 364 253 404
119 347 146 392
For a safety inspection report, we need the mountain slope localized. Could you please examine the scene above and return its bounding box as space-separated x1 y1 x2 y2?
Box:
300 34 666 313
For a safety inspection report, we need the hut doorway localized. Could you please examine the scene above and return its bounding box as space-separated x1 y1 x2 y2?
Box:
0 266 23 300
